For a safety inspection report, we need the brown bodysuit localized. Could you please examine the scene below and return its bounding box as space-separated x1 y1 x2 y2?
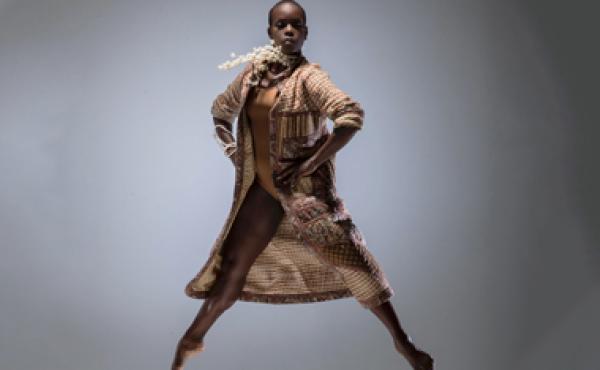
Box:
245 85 280 200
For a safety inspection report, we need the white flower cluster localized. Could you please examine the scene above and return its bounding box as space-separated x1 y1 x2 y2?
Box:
217 39 292 72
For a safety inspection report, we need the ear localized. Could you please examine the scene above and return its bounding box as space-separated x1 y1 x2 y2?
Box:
267 26 272 39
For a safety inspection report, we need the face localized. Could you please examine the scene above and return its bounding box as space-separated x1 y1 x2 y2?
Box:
267 3 308 55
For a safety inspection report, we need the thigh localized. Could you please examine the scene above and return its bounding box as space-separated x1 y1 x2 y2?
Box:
219 179 285 275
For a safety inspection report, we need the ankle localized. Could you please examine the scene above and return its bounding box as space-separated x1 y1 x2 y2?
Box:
182 331 204 342
394 336 417 354
180 335 204 348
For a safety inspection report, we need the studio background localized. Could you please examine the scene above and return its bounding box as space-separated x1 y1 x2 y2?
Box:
0 1 598 369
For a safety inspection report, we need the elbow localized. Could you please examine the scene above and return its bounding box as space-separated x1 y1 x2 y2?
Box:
329 98 364 130
210 97 236 124
332 125 360 140
332 107 364 131
333 119 363 131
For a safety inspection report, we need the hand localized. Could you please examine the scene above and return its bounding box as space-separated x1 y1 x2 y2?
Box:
275 157 318 189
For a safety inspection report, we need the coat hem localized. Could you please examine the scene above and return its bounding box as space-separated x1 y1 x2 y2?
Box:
185 284 394 310
185 287 355 305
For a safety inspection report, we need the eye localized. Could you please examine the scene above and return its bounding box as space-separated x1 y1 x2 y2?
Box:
274 20 304 30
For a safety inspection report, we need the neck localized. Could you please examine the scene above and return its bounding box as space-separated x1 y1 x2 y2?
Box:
284 50 302 57
270 51 303 70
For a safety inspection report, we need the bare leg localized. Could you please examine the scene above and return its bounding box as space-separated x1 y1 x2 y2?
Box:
171 179 284 370
369 301 434 370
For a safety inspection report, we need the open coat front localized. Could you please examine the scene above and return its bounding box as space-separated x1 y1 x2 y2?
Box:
184 57 394 309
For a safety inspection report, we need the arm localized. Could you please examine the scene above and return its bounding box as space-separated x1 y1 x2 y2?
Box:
213 116 236 165
302 65 364 172
304 65 365 131
210 63 252 163
304 125 359 170
277 66 364 184
211 62 251 124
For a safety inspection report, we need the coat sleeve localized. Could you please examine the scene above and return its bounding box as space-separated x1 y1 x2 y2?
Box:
303 64 365 130
210 62 253 124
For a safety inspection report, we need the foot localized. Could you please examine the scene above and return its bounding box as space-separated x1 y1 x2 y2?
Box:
171 336 205 370
408 348 434 370
394 337 434 370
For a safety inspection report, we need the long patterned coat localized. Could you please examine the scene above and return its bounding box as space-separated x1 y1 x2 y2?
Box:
184 56 394 309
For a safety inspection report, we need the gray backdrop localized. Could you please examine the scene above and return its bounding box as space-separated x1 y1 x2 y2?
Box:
1 1 598 369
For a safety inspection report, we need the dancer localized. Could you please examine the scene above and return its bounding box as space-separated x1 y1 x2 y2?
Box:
172 1 434 369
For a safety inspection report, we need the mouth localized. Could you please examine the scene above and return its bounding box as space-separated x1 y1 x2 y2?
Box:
283 39 295 44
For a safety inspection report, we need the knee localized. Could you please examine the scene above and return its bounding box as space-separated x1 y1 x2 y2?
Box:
208 292 238 313
208 266 247 313
220 254 249 281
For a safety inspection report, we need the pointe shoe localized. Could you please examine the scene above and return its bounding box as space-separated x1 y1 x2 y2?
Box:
171 336 205 370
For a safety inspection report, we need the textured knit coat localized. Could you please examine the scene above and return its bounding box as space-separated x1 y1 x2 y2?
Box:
184 56 394 309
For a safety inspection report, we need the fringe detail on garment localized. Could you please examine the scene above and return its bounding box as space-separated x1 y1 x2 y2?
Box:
276 111 322 154
278 113 317 138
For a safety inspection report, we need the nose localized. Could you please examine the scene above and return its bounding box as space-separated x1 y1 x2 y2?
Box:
284 24 295 36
